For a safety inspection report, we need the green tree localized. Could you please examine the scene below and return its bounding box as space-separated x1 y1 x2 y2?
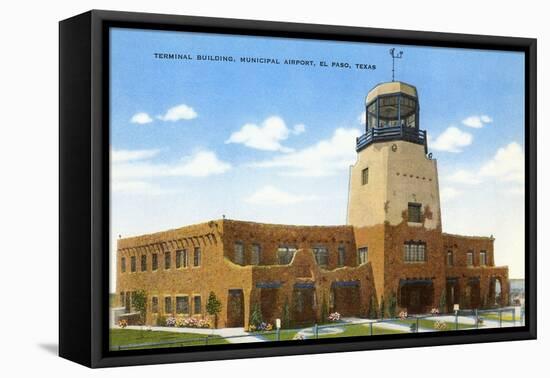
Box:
321 292 329 323
368 295 378 319
206 291 222 328
388 292 398 318
250 302 263 327
439 290 447 313
282 297 291 328
379 296 386 319
132 290 147 325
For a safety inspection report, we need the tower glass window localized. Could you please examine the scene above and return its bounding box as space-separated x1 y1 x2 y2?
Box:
366 94 418 130
408 203 422 223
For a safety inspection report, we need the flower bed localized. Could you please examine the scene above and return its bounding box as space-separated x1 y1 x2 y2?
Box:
165 316 211 328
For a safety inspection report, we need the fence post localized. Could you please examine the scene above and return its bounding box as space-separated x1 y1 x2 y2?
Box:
475 309 479 329
512 308 516 325
205 336 209 345
499 309 503 327
276 328 281 342
370 322 373 336
455 311 459 331
416 317 420 333
314 324 319 339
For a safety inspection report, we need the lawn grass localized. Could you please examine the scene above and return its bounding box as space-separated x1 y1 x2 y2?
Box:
110 328 228 350
391 318 472 330
480 312 516 322
318 324 405 338
260 329 299 341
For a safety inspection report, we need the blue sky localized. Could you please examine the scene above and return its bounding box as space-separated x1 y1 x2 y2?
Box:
109 27 525 289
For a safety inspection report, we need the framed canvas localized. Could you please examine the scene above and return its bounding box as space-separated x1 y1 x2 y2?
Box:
59 10 537 368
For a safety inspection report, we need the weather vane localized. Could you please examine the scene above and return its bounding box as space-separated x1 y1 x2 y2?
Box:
389 48 404 82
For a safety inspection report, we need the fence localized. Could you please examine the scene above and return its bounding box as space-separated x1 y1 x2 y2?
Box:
112 306 523 351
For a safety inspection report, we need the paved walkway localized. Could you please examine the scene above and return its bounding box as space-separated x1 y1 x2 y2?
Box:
122 325 265 343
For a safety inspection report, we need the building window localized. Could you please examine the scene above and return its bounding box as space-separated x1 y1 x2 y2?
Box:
119 292 125 307
362 167 369 185
152 253 158 271
403 242 427 263
164 296 172 314
121 257 126 273
176 250 188 268
130 256 137 272
234 242 245 265
277 246 296 265
338 245 346 267
176 296 189 314
151 296 159 313
194 248 201 267
313 246 329 268
446 250 454 266
141 255 147 272
358 247 368 265
467 251 474 266
408 203 422 223
164 251 171 270
251 244 261 265
193 295 202 314
480 251 487 266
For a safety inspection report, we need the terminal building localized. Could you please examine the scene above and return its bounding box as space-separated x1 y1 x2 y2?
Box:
116 81 509 328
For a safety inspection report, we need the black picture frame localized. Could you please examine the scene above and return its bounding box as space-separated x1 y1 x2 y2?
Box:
59 9 537 368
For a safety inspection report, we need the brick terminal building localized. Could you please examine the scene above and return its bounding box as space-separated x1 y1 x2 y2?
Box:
116 81 509 328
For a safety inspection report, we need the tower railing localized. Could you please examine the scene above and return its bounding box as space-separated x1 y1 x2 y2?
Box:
356 125 427 153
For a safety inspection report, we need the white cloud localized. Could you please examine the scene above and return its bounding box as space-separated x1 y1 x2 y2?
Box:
430 126 473 153
111 148 160 163
292 123 306 135
245 186 318 205
158 103 198 121
113 150 231 181
358 111 366 125
130 112 153 124
479 142 524 185
225 116 301 152
250 127 361 177
440 187 462 201
442 142 524 196
446 169 482 185
462 114 493 128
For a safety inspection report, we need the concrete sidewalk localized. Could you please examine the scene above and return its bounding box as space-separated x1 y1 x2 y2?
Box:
122 325 265 343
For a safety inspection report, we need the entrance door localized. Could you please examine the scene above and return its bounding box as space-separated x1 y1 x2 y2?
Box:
292 288 316 324
227 289 244 327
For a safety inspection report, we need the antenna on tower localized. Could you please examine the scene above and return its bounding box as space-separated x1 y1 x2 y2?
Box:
389 48 404 82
